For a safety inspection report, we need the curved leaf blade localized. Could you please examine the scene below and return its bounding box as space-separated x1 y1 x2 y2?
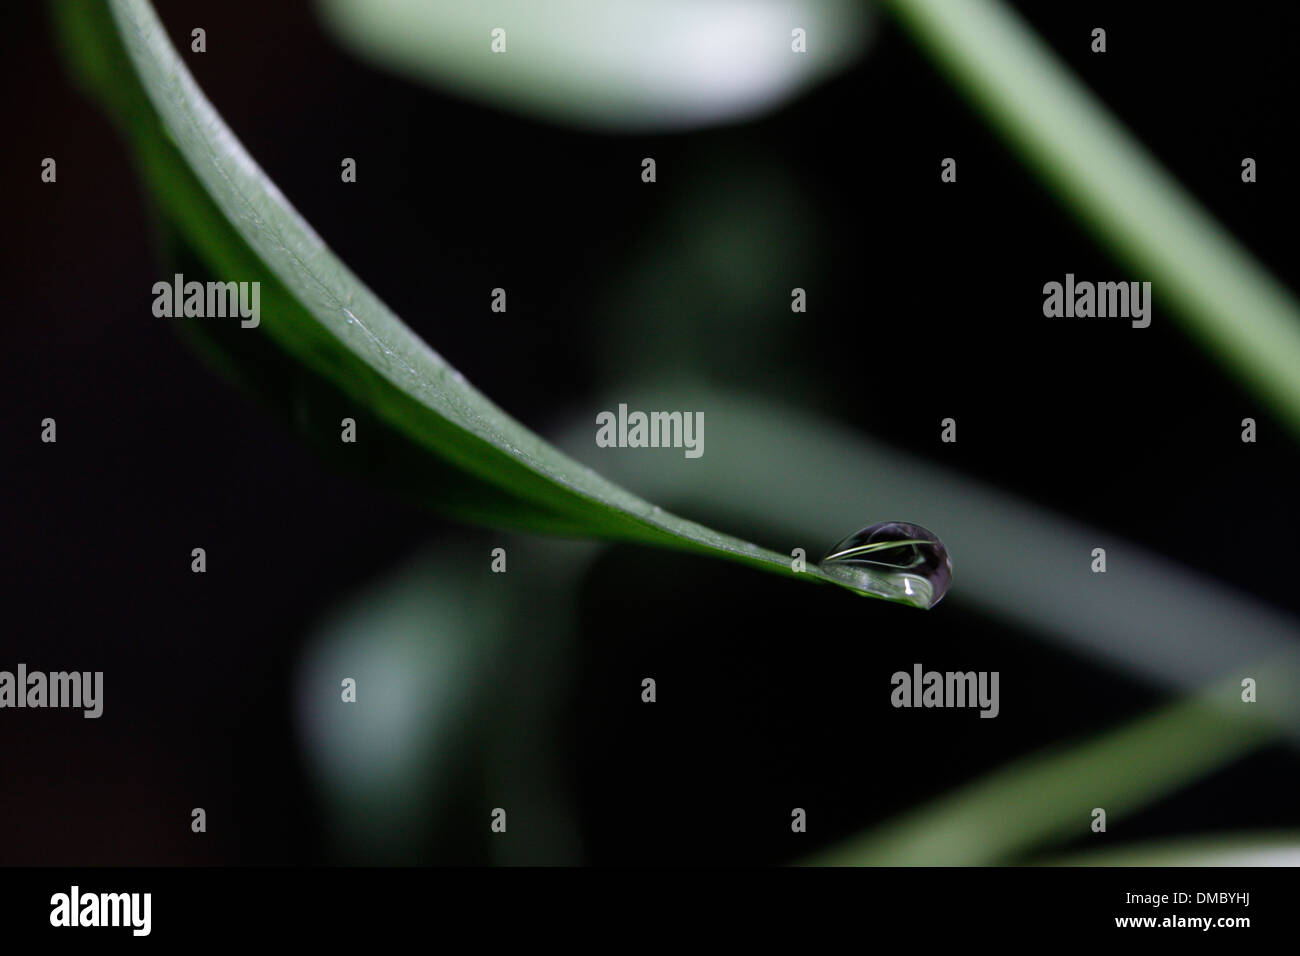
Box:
58 0 917 603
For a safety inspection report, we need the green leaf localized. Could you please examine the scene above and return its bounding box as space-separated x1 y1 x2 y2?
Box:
52 0 921 604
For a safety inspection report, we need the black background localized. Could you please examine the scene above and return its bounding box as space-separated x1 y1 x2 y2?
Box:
3 0 1298 866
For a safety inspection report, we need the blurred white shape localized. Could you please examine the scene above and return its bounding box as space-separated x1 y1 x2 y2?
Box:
316 0 873 130
1194 846 1300 866
294 553 504 862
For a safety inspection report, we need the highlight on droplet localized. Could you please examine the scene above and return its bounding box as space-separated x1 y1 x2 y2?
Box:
819 521 952 609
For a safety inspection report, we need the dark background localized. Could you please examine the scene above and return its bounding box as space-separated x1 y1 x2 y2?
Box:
3 0 1298 864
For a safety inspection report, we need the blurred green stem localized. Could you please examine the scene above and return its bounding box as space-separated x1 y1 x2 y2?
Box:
885 0 1300 440
807 667 1295 865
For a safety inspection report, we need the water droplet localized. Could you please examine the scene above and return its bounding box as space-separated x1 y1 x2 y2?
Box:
819 521 952 609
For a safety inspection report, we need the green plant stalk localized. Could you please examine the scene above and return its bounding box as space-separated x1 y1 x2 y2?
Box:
885 0 1300 440
806 667 1294 865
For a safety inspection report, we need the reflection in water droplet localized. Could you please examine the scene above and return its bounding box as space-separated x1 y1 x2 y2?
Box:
819 521 952 609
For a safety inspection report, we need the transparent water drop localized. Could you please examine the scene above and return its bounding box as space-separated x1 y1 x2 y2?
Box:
819 521 952 609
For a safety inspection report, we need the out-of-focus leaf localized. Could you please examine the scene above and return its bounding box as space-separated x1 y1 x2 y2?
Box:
805 671 1297 865
296 538 598 863
294 549 509 863
316 0 873 131
885 0 1300 441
